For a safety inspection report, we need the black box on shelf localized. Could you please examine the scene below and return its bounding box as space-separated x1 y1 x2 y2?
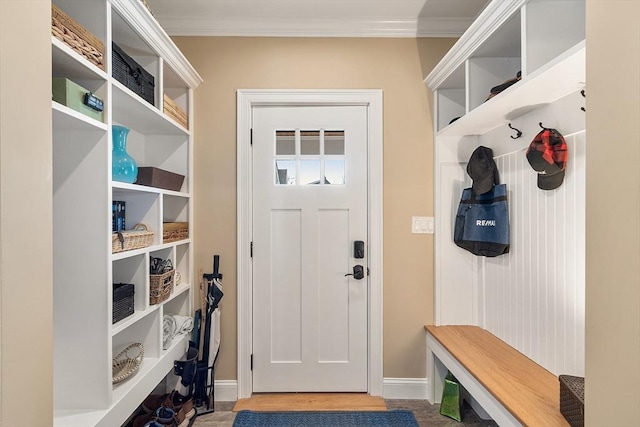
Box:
113 283 135 324
112 42 155 106
112 200 126 232
136 167 185 192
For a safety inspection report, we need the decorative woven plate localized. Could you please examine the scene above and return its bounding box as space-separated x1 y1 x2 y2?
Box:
112 342 144 384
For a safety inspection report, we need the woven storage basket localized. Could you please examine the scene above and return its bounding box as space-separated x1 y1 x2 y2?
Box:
112 343 144 384
112 224 154 253
559 374 584 427
112 283 135 324
112 42 155 106
163 222 189 243
163 94 188 129
150 269 174 305
51 4 104 69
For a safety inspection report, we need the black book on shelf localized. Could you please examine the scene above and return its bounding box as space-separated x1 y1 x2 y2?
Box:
112 200 126 232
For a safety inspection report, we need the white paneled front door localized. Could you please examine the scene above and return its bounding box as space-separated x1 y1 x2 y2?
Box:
252 105 368 392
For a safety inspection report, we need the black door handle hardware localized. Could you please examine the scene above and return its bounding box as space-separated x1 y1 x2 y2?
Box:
354 240 365 259
345 265 364 280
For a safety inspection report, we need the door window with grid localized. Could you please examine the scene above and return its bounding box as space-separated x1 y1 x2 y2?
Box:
275 130 345 185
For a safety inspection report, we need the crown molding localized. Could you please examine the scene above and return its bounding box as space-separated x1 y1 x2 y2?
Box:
154 16 475 38
111 0 203 88
417 17 479 38
424 0 526 89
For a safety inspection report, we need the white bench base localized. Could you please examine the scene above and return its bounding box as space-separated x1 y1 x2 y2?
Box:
427 332 522 427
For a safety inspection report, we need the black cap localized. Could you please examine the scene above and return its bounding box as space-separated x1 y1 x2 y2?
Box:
467 146 498 195
526 128 568 190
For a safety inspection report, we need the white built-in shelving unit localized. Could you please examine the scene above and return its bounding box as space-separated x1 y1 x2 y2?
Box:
425 0 586 401
429 0 585 136
51 1 202 425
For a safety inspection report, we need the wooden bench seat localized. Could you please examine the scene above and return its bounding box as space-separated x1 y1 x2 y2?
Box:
426 325 569 427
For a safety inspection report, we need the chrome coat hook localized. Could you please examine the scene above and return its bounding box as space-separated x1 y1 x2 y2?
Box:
508 123 522 139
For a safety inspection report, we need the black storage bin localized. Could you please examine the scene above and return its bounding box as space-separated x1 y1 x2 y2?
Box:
559 374 584 427
113 283 135 324
112 42 155 106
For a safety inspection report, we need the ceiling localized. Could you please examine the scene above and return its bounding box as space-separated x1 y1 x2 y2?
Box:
145 0 490 38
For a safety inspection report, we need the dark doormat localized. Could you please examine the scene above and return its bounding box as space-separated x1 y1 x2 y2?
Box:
233 409 418 426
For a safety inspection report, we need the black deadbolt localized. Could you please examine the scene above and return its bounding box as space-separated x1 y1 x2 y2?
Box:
354 240 365 259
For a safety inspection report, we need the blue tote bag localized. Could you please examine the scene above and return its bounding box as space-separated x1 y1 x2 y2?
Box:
453 183 510 257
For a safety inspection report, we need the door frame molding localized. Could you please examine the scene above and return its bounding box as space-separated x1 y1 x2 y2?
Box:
237 89 383 398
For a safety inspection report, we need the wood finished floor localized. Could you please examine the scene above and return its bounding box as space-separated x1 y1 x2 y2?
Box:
193 398 499 426
233 393 386 412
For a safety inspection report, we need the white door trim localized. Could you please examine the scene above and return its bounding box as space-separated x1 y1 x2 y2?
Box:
237 89 383 399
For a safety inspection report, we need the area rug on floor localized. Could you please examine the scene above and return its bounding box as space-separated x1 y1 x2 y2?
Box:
232 409 418 426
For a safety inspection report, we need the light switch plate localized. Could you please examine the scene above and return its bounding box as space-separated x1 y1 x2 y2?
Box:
412 216 434 234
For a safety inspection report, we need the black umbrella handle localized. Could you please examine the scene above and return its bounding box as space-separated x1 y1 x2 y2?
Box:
213 255 220 277
203 254 223 281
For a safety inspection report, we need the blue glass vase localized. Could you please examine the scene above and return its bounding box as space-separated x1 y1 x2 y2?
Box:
112 125 138 183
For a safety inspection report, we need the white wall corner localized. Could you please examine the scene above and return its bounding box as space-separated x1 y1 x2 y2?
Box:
382 378 429 400
214 380 238 402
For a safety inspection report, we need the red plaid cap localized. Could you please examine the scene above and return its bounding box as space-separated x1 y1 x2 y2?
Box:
526 128 568 190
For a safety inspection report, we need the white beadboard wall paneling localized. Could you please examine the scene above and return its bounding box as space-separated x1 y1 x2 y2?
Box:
436 90 585 377
475 120 585 377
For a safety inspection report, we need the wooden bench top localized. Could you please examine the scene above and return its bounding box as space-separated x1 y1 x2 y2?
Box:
426 325 569 427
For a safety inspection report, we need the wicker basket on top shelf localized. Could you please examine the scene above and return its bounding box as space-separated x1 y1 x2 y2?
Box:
163 94 188 129
51 3 104 69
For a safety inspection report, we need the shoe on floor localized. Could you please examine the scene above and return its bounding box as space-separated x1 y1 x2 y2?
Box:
154 407 178 426
140 391 194 427
169 391 195 420
142 393 170 414
132 413 155 427
143 391 194 416
134 406 179 427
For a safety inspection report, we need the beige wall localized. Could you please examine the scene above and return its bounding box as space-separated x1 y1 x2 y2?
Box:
1 2 638 425
173 36 456 380
585 1 640 425
0 1 53 426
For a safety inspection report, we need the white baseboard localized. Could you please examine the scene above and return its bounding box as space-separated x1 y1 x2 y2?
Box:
382 378 429 400
215 379 429 401
214 380 238 401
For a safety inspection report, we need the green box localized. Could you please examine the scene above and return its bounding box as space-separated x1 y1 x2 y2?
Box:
52 77 103 122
